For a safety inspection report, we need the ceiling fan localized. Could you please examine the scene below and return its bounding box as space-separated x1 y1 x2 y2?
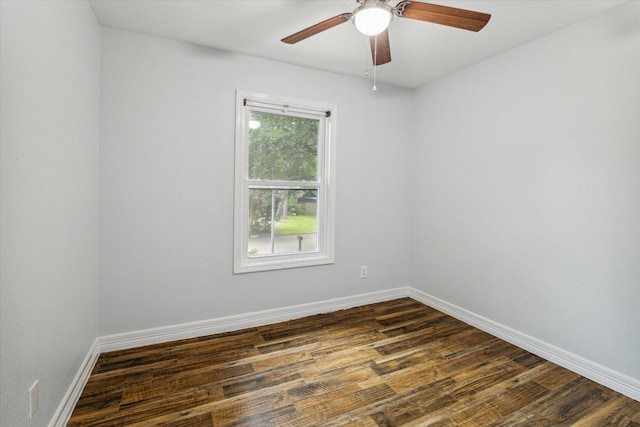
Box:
282 0 491 66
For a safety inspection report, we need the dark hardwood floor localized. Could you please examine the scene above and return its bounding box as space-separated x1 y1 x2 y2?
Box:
68 298 640 426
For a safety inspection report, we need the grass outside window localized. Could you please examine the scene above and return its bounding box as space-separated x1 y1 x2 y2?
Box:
275 214 317 235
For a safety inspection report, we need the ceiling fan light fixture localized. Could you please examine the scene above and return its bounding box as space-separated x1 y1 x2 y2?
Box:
352 1 393 36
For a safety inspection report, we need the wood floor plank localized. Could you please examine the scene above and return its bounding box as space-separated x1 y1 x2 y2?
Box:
221 363 308 398
369 382 458 426
531 363 582 391
157 411 214 427
290 365 379 401
515 377 621 425
569 395 640 426
210 391 295 425
69 298 639 426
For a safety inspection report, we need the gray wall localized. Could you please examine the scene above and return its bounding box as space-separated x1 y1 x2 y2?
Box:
0 1 101 426
411 1 640 380
2 2 638 426
98 28 414 335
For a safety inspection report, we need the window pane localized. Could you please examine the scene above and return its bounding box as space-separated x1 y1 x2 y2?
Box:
248 188 318 256
248 111 319 181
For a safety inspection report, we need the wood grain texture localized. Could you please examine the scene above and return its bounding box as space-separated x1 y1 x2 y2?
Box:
369 30 391 66
281 14 351 44
69 298 640 426
398 2 490 32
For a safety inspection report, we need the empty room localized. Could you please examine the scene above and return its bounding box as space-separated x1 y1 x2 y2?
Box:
1 0 638 426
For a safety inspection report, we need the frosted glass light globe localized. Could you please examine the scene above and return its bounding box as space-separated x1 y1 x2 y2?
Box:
353 6 392 36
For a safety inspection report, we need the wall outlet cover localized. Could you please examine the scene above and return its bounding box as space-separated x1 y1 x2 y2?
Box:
28 380 39 419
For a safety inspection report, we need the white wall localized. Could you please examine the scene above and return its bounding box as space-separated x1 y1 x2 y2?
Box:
411 1 639 380
0 1 101 426
98 28 414 335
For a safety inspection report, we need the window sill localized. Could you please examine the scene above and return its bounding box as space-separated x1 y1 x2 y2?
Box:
233 253 335 274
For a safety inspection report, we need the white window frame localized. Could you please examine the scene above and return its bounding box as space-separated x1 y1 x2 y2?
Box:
234 90 336 274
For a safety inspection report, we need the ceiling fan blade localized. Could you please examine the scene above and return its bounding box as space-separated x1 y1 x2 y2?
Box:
397 1 490 32
281 13 352 44
369 29 391 66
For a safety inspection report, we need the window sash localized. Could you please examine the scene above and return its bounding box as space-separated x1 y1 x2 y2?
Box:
248 181 320 189
243 99 331 118
244 106 325 183
247 187 320 257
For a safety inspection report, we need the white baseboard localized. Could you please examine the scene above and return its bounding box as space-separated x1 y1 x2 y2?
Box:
51 285 639 426
96 287 409 353
407 287 640 402
48 340 101 427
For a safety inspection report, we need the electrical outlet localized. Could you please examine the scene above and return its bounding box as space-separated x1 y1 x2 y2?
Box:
28 380 39 419
360 265 368 279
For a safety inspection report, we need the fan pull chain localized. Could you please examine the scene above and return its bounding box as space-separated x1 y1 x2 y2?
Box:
364 39 369 80
372 34 378 91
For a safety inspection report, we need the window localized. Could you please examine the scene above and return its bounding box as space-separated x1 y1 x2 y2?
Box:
234 90 336 273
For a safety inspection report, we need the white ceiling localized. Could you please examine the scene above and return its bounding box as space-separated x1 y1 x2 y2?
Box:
89 0 628 89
